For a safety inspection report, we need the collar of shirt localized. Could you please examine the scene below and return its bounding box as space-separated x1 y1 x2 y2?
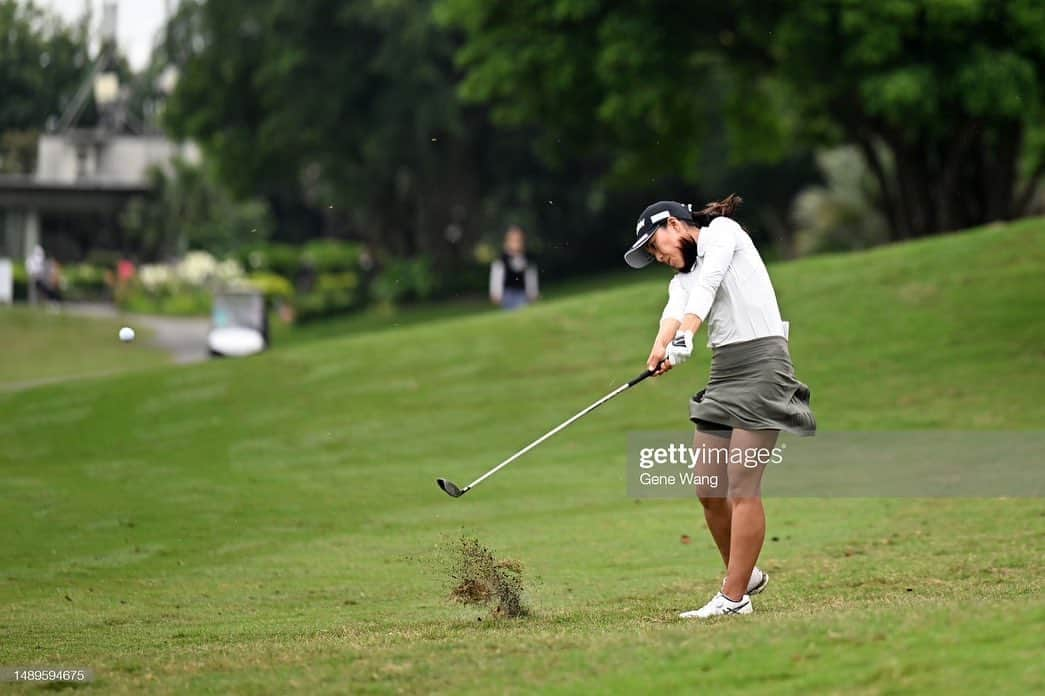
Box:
696 226 708 259
681 226 710 274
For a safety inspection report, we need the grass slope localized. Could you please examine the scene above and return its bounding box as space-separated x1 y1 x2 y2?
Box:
0 307 169 390
1 219 1043 694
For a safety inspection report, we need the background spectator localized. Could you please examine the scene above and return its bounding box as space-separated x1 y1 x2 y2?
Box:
489 225 539 310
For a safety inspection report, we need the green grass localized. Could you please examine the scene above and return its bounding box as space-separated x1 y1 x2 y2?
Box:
0 306 170 390
271 268 649 347
270 296 495 347
1 219 1043 694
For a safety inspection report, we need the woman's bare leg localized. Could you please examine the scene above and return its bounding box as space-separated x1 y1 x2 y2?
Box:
693 429 733 567
720 428 778 601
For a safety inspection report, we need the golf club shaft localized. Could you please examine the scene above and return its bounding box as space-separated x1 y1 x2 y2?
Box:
462 367 657 492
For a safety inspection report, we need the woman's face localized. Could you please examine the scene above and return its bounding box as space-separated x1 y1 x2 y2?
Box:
504 228 525 255
645 217 698 271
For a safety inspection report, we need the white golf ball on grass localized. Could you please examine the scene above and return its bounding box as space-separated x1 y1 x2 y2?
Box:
119 326 135 342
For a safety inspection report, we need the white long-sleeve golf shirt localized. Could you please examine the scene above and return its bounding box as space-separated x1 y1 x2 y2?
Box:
660 216 789 348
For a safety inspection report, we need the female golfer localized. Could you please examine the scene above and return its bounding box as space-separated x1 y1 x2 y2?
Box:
624 195 815 618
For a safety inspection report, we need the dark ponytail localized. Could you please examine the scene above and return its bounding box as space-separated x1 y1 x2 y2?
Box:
692 193 742 224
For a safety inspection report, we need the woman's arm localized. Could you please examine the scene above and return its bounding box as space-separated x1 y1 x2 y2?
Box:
683 217 738 324
648 275 686 374
489 260 504 304
524 264 539 301
648 317 681 374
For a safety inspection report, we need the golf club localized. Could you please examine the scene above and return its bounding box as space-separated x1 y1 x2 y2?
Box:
436 363 663 498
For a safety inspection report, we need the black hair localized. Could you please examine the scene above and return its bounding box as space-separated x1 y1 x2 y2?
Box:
691 193 743 225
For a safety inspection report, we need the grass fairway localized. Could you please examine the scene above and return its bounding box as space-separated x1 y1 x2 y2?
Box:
0 307 169 390
2 219 1043 693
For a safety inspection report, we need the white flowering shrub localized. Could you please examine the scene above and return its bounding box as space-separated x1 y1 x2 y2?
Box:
118 252 246 316
215 258 245 283
175 251 214 285
137 252 244 292
139 264 174 291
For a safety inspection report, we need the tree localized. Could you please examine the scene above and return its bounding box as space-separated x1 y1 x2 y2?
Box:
736 0 1045 237
119 159 274 261
0 0 90 171
160 0 648 278
163 0 482 256
438 0 1045 239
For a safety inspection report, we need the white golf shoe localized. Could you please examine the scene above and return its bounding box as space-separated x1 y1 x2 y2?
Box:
717 567 769 596
745 567 769 595
679 592 753 619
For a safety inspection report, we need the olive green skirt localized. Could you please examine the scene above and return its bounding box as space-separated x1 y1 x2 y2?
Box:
690 336 816 436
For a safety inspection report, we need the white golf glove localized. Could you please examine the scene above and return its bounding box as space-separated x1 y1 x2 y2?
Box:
665 330 694 366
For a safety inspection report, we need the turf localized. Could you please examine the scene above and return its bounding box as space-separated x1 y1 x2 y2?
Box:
270 267 648 347
0 306 169 390
1 219 1043 694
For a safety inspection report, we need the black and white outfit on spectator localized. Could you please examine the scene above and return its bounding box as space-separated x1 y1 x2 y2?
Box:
489 253 539 310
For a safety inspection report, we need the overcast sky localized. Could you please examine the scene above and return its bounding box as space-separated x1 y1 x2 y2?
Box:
35 0 173 70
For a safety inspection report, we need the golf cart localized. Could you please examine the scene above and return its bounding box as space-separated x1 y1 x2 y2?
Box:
208 290 269 357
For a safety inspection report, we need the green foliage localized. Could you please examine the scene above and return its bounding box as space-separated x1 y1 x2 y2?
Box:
118 281 211 316
309 271 363 316
83 249 123 269
315 272 360 295
284 241 370 321
61 263 110 302
112 251 244 317
301 240 364 273
371 256 438 306
240 243 301 279
119 159 274 260
436 0 605 161
0 0 88 133
163 0 467 250
791 147 891 256
293 282 361 323
11 261 27 301
160 0 642 276
440 0 1045 237
245 271 294 302
235 241 451 320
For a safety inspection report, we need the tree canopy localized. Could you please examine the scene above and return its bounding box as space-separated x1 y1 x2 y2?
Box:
162 0 664 275
439 0 1045 238
0 0 90 172
0 0 89 132
156 0 1045 271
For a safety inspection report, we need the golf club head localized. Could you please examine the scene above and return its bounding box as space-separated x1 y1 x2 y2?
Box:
437 478 466 498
